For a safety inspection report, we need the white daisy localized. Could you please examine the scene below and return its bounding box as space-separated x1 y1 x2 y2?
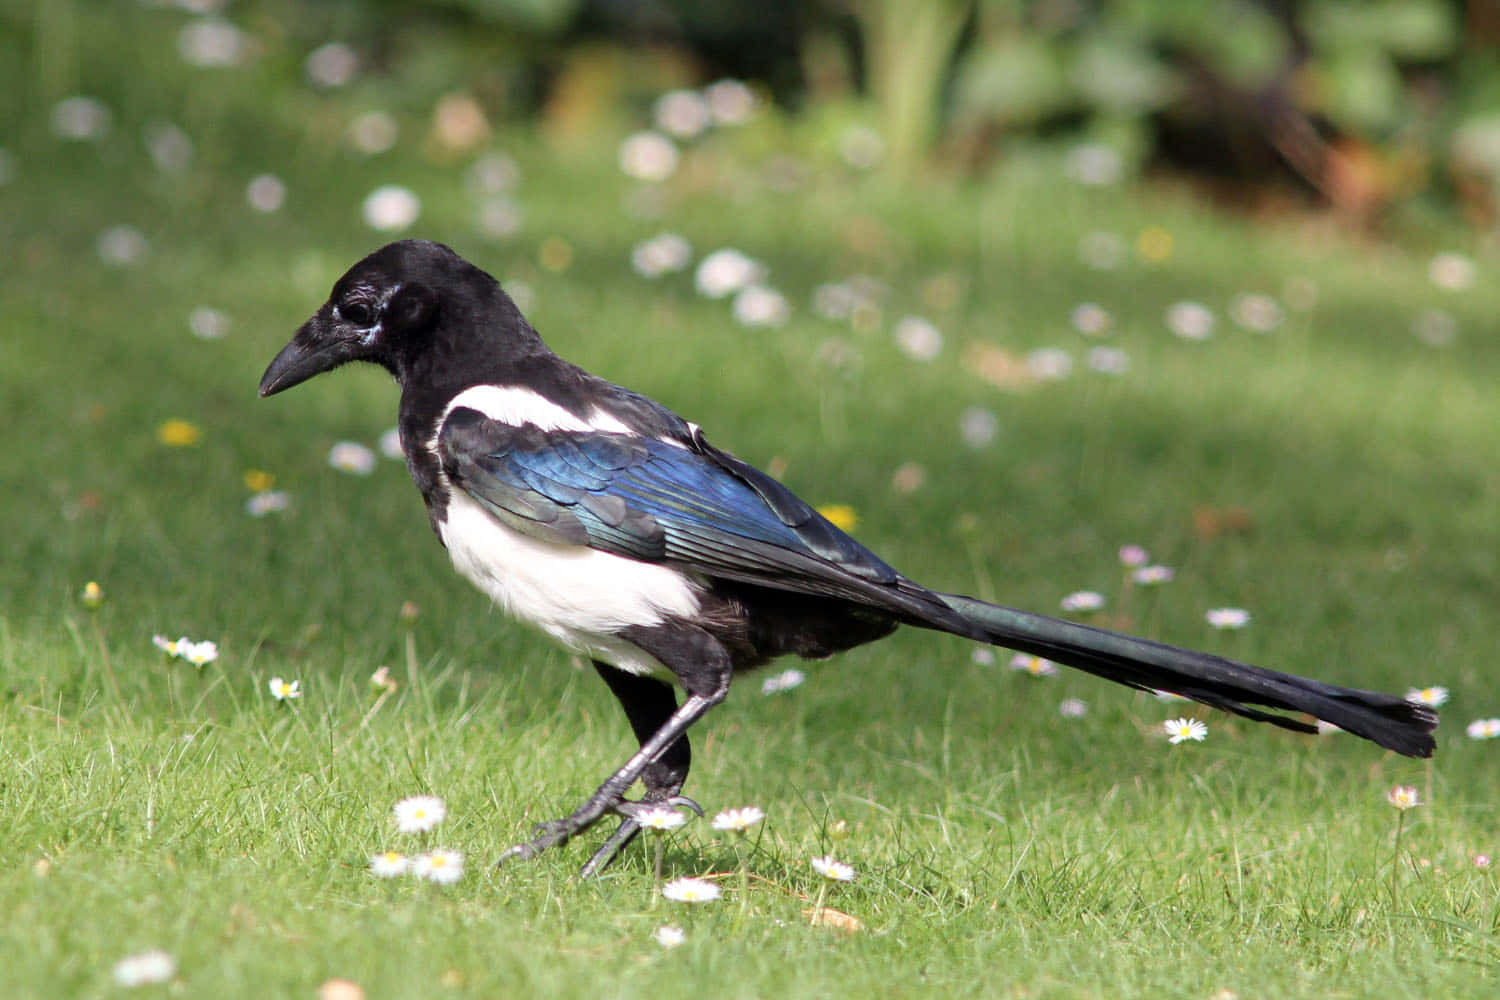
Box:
112 949 176 987
362 185 421 231
1428 252 1476 291
188 306 231 340
893 316 943 362
245 173 287 213
618 131 679 183
51 96 111 141
1386 785 1420 810
661 877 721 903
654 90 712 139
958 407 999 448
1205 608 1251 630
761 668 806 695
177 18 249 68
1165 301 1215 341
1118 545 1149 567
810 855 856 882
1070 302 1112 336
1060 591 1105 613
412 848 464 884
1087 346 1130 375
183 640 219 668
246 490 292 517
328 441 377 476
306 42 358 88
1164 717 1208 744
636 806 688 832
1405 686 1449 708
1059 698 1088 719
369 850 409 878
393 795 446 834
703 79 756 125
630 233 692 278
1010 654 1058 678
1466 718 1500 740
711 806 765 833
732 285 790 328
694 248 762 299
1229 293 1282 333
653 924 687 948
268 677 300 701
1132 565 1175 585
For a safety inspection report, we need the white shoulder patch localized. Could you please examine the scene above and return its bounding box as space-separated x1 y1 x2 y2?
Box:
442 385 596 432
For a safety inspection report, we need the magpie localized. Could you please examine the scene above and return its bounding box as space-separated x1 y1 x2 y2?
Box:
260 239 1438 876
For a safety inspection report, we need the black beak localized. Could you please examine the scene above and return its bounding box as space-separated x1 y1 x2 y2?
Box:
259 319 357 397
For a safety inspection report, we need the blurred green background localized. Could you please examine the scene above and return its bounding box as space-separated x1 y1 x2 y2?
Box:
3 2 1500 998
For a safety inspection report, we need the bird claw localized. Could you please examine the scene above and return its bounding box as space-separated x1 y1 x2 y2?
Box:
495 794 703 873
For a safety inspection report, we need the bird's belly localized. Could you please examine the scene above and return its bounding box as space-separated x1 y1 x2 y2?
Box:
439 491 700 675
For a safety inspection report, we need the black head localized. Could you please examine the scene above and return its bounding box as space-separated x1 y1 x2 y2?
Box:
259 240 467 397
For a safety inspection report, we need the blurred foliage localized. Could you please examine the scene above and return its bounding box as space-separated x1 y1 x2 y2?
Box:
13 0 1499 225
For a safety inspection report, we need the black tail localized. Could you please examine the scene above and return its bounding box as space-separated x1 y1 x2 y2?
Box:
933 592 1438 758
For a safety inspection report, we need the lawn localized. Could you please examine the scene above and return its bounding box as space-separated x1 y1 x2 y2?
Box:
3 5 1499 998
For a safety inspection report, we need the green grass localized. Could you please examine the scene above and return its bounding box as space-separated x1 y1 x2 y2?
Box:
4 4 1500 997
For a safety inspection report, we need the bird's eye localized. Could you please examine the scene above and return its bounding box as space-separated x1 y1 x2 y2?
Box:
340 301 375 327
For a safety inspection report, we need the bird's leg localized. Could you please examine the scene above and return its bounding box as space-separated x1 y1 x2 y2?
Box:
577 663 697 877
496 625 731 874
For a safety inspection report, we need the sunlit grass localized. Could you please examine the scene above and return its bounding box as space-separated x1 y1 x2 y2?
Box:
3 6 1500 997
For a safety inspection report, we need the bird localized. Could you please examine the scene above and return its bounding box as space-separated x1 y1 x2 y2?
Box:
260 239 1438 876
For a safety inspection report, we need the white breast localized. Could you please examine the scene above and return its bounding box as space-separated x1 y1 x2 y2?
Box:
431 384 702 677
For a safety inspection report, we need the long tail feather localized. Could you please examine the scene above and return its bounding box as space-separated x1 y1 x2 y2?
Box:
933 592 1438 758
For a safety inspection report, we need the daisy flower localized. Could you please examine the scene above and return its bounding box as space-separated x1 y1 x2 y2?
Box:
268 677 300 701
1465 718 1500 740
246 490 291 517
1165 301 1214 341
369 851 409 878
1060 591 1105 613
393 795 446 834
328 441 377 476
1405 686 1449 708
618 131 679 183
1164 717 1208 744
1069 302 1112 336
1476 855 1491 869
732 285 790 328
152 634 184 657
810 856 856 882
694 248 762 299
80 581 104 610
1010 654 1058 678
1205 608 1251 630
761 668 806 695
893 315 943 362
1118 545 1149 567
661 877 721 903
1132 565 1175 586
1059 698 1088 718
412 848 464 884
630 233 692 278
712 806 765 833
1386 785 1420 811
112 949 176 988
246 173 287 213
636 806 687 832
362 185 421 231
183 640 219 668
653 924 687 948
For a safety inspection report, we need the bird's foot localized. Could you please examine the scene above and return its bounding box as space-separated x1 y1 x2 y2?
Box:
495 794 703 874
